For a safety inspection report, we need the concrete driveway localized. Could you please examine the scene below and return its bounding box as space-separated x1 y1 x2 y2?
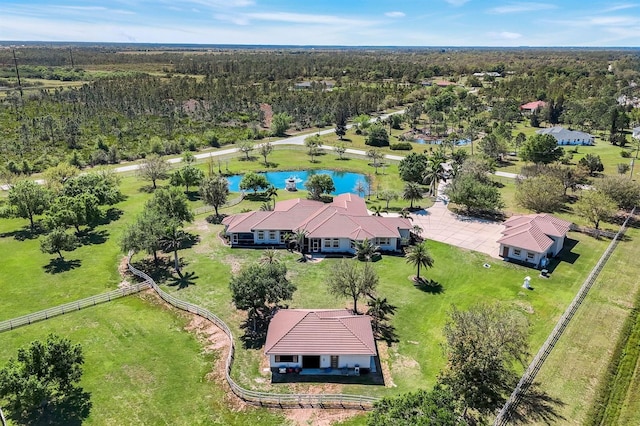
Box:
407 182 505 258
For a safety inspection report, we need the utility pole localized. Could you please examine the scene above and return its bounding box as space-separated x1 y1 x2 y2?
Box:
12 49 23 100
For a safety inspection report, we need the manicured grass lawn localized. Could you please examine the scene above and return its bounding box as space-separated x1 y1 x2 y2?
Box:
531 225 640 425
159 217 607 400
0 295 284 425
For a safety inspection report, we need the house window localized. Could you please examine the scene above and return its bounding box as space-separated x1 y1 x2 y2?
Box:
257 231 264 240
275 355 298 363
377 237 390 246
332 239 339 248
527 252 535 260
323 238 332 247
513 249 521 256
232 234 238 244
269 231 276 240
280 233 287 244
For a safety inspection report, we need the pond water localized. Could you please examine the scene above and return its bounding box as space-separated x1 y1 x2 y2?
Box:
226 169 370 195
415 138 471 146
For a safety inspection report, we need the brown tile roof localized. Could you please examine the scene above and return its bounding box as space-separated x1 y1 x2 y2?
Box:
223 194 411 239
520 100 547 110
265 309 376 356
498 214 572 253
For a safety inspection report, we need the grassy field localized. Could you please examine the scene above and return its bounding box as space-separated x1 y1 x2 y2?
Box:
531 223 640 425
0 295 284 425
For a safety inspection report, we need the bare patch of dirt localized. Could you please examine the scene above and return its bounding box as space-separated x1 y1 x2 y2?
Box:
223 255 244 274
512 300 535 314
185 315 228 353
377 343 396 388
284 408 364 426
260 103 273 129
118 256 133 288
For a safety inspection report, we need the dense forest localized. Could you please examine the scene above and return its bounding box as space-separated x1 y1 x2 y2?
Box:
1 46 639 174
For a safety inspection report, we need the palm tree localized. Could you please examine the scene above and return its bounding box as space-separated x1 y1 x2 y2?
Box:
159 222 189 277
402 182 423 209
265 185 278 209
412 225 423 237
260 248 279 265
422 160 446 197
399 210 413 220
290 229 308 261
366 296 397 337
405 242 435 282
370 205 384 217
354 238 380 262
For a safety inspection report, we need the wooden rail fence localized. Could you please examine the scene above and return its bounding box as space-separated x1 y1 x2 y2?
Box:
494 207 637 425
126 253 379 410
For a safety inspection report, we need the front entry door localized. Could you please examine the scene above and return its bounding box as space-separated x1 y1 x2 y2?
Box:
330 355 339 369
501 246 509 258
303 355 321 369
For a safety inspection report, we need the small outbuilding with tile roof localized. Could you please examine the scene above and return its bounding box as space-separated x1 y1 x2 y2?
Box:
265 309 377 374
497 214 572 268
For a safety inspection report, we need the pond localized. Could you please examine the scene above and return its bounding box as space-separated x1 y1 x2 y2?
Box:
226 170 370 195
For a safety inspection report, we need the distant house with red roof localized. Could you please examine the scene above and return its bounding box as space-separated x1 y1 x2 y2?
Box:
434 80 456 87
221 194 412 254
498 214 572 268
265 309 377 373
520 100 547 115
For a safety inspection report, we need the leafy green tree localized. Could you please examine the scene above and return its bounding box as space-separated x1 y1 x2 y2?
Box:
440 304 529 418
405 241 435 281
7 180 51 230
574 190 617 230
367 149 384 174
63 171 122 206
445 174 504 213
353 238 380 262
520 134 564 164
402 182 423 209
354 114 372 133
230 263 296 332
199 175 229 216
595 175 640 210
515 175 565 213
305 135 322 162
335 143 347 160
170 164 204 193
271 112 292 136
335 106 348 140
378 189 399 209
398 153 429 183
366 124 390 147
327 260 378 314
46 193 101 233
43 162 79 192
121 209 165 265
259 141 273 165
578 153 605 176
239 171 270 194
146 186 194 225
478 134 507 160
422 160 445 197
0 334 88 424
304 174 335 200
138 155 169 189
40 227 78 260
368 386 462 426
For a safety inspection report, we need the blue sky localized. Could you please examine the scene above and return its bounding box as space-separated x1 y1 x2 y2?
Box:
1 1 639 46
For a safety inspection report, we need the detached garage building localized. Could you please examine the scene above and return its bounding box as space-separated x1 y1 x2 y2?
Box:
498 214 572 268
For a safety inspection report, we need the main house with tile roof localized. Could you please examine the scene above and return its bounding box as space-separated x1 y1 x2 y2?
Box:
221 194 412 254
520 100 547 115
498 214 572 268
265 309 377 373
536 126 594 146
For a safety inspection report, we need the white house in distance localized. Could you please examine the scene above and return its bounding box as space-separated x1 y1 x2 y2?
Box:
536 127 595 146
265 309 377 374
221 193 412 254
633 126 640 140
498 214 572 268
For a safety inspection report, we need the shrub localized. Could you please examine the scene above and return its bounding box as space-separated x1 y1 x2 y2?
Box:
621 150 631 158
390 142 413 151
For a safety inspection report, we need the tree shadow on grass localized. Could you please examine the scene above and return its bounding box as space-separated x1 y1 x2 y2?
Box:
240 310 272 349
94 207 123 226
13 387 92 426
167 270 198 290
77 229 109 246
131 256 174 285
508 382 566 425
43 258 82 274
413 278 444 294
377 323 399 346
181 233 200 250
0 223 47 241
186 191 201 202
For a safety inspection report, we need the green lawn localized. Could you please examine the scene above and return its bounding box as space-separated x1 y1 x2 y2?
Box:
531 225 640 425
0 295 284 425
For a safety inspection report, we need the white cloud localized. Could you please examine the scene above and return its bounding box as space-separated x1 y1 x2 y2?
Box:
385 11 406 18
488 31 522 40
602 3 638 12
445 0 470 6
488 2 556 14
245 12 372 26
